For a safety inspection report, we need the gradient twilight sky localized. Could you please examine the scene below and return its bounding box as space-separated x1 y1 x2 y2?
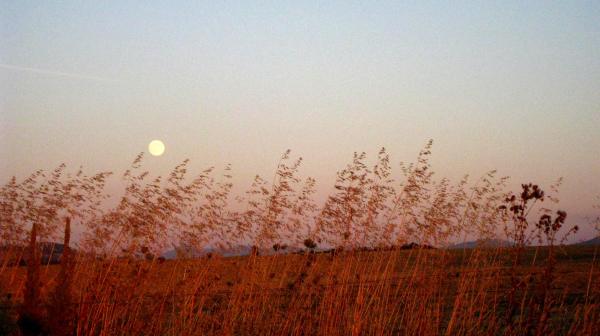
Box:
1 2 599 239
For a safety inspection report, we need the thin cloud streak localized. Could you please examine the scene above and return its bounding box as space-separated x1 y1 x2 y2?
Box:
0 63 119 82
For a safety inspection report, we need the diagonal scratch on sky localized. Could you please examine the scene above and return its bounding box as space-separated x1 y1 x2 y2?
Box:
0 63 119 82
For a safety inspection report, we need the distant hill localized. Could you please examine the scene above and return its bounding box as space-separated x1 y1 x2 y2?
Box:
576 237 600 246
449 239 513 249
162 242 439 259
0 242 67 265
39 242 66 264
162 245 255 259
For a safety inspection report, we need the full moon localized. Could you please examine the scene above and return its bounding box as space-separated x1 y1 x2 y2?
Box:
148 140 165 156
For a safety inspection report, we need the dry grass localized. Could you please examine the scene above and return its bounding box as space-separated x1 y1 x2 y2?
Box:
1 247 598 335
1 141 598 335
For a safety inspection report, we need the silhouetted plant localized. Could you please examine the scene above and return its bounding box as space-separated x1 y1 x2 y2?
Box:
499 182 580 334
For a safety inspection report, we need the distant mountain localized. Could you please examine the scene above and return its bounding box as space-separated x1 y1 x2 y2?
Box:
161 249 179 260
161 245 254 259
449 239 513 249
161 246 204 259
39 242 66 264
0 242 67 265
576 237 600 246
162 243 441 259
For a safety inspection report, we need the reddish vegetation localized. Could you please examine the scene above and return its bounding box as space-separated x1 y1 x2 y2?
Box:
1 141 598 335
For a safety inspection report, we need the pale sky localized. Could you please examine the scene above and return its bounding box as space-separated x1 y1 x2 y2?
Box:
1 1 599 240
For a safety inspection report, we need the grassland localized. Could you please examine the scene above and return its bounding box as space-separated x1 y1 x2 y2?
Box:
1 143 598 335
1 246 598 335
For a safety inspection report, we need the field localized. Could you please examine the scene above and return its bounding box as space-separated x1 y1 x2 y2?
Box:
5 0 600 334
1 145 599 335
1 245 599 335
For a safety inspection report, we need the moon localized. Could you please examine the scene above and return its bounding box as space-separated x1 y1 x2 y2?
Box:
148 140 165 156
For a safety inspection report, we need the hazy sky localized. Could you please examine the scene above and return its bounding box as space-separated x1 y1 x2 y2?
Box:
1 1 599 238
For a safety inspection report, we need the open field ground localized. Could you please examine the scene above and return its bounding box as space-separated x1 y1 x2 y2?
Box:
1 246 598 335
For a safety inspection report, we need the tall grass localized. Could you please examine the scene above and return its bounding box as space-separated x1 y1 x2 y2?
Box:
0 141 598 335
